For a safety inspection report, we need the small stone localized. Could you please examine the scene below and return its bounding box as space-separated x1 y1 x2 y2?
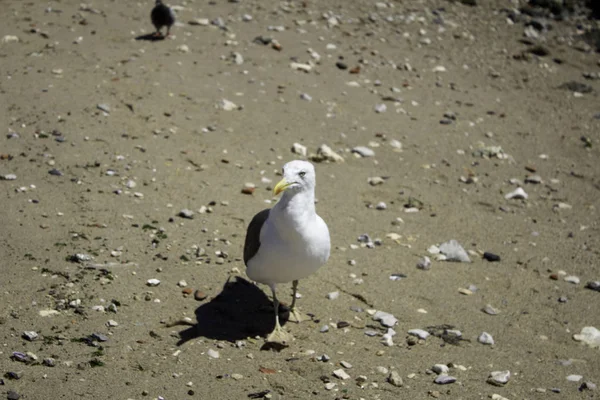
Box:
458 288 473 295
106 320 119 327
564 275 580 284
292 143 307 157
478 332 494 345
439 240 470 262
241 182 256 195
368 176 385 186
340 361 352 369
177 44 190 53
324 382 336 390
312 144 345 163
373 311 397 327
299 93 312 102
434 375 456 385
92 332 109 342
335 61 348 70
333 368 351 380
189 18 210 26
97 103 111 113
207 349 220 359
22 331 39 341
1 174 17 180
586 281 600 292
231 52 244 65
388 371 403 387
483 252 501 262
352 146 375 157
374 103 387 113
194 290 207 301
326 291 339 300
432 364 449 374
147 279 161 287
417 256 431 270
408 329 430 340
483 304 499 315
178 209 194 219
580 382 597 391
48 168 63 176
567 374 583 382
375 202 387 210
219 99 238 111
505 187 528 200
487 370 511 386
7 391 20 400
573 326 600 348
177 280 188 287
320 325 329 333
43 358 56 367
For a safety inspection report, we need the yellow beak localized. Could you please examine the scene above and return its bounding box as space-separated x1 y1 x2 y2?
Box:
273 178 292 195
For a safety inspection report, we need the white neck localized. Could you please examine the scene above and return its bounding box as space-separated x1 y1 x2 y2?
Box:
273 189 316 227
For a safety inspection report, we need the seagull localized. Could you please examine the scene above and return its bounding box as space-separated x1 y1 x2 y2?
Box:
244 160 330 344
151 0 176 38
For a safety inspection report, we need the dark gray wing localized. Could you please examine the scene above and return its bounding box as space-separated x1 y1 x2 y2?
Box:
243 208 270 265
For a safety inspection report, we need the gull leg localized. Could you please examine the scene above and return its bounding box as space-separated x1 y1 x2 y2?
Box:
266 284 293 344
288 280 309 323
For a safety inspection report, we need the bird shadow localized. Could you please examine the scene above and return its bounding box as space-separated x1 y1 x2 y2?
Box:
175 276 289 347
135 33 165 42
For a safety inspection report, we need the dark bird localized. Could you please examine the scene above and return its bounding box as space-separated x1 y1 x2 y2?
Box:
151 0 176 38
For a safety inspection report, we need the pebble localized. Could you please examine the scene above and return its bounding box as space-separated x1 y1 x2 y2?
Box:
312 144 345 163
586 281 600 292
177 44 190 53
373 311 398 327
97 103 111 113
147 279 161 287
567 374 583 382
292 143 307 157
22 331 38 341
219 99 238 111
178 209 194 219
7 391 20 400
580 382 597 391
340 361 352 369
324 382 336 390
326 291 339 300
478 332 494 345
368 176 385 186
320 325 329 333
333 368 351 380
432 364 449 375
487 370 511 386
388 371 403 387
434 375 457 385
241 182 255 195
573 326 600 348
417 256 431 270
106 320 118 327
408 329 430 340
48 168 63 176
299 93 312 102
194 290 207 301
1 174 17 180
207 349 220 359
177 280 187 287
438 240 471 262
374 103 387 113
189 18 209 26
352 146 375 157
564 275 580 284
505 187 528 200
483 252 501 262
483 304 499 315
375 202 387 210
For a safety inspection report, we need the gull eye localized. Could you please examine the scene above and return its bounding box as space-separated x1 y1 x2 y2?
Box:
299 171 306 178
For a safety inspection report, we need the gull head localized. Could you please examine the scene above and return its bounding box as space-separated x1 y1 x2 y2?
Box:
273 160 316 196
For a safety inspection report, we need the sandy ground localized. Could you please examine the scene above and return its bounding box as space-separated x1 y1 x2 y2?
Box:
1 0 600 399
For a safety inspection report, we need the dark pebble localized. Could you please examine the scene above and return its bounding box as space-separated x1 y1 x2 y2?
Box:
558 81 593 93
48 168 63 176
91 332 109 342
7 391 20 400
439 119 453 125
335 61 348 70
585 281 600 292
337 321 350 329
5 371 23 380
483 252 501 262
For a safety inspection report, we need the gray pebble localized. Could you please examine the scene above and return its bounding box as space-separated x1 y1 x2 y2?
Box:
487 370 511 386
408 329 430 340
22 331 38 341
586 281 600 292
435 375 457 384
387 371 403 387
97 103 111 113
373 311 397 327
48 168 63 176
416 256 431 270
478 332 494 345
364 330 378 337
91 332 109 342
320 325 329 333
483 304 499 315
432 364 449 374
